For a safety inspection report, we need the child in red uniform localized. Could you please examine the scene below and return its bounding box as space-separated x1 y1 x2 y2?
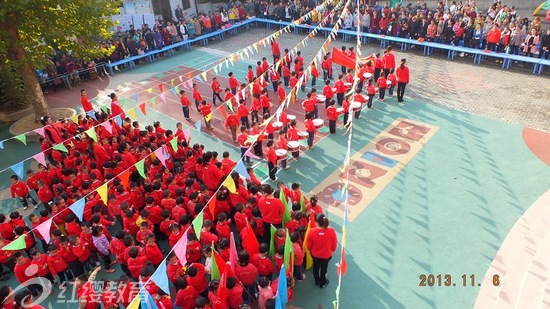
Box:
387 68 397 96
200 220 219 247
126 247 148 281
226 276 244 308
235 251 259 303
136 222 153 245
175 278 199 309
251 243 275 280
211 77 223 106
166 253 184 284
199 100 214 130
59 235 84 277
160 210 175 239
30 249 54 291
186 232 203 263
144 234 164 267
186 263 208 297
273 245 284 272
366 79 377 109
377 71 388 101
13 252 41 297
69 235 94 272
169 223 184 247
228 72 238 94
10 175 38 210
215 213 232 240
291 232 305 282
47 244 73 284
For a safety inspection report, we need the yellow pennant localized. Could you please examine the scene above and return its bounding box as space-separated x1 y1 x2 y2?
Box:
224 176 236 193
170 79 175 85
97 183 108 204
71 115 79 124
205 112 213 122
146 88 153 93
128 108 136 119
201 72 208 81
126 295 141 309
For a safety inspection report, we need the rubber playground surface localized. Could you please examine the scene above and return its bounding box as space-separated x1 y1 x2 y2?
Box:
1 48 550 309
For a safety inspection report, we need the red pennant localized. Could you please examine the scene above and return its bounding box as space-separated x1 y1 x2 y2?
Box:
209 195 217 219
119 170 130 189
158 84 163 93
244 220 259 255
138 103 146 115
218 268 228 308
336 251 348 276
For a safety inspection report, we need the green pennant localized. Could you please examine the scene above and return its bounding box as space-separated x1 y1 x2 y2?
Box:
211 245 220 280
284 232 294 272
269 225 277 258
101 106 109 114
15 134 27 145
225 99 234 113
52 143 68 153
300 194 307 213
135 159 146 178
192 211 204 240
150 97 156 106
85 128 97 142
119 98 126 107
340 184 348 199
175 85 180 94
246 134 259 144
280 190 292 226
170 137 178 152
3 234 27 251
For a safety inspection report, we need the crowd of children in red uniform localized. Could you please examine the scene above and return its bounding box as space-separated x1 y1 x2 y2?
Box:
2 99 333 309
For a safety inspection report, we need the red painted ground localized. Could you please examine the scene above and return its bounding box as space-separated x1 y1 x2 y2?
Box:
523 127 550 167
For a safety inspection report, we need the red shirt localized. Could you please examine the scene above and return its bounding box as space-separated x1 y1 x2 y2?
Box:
247 70 254 82
77 282 101 309
186 263 208 293
266 147 277 165
383 52 396 70
282 66 291 77
396 66 410 83
81 95 93 112
302 98 315 112
377 77 388 89
225 114 239 128
127 255 148 278
237 104 250 118
334 80 346 94
258 196 284 225
180 94 191 106
229 76 239 89
72 242 91 262
14 258 35 283
10 181 29 198
250 254 275 276
192 89 203 102
47 253 69 276
271 42 280 55
306 227 338 259
326 106 338 121
211 80 222 92
175 286 199 309
199 103 212 117
145 243 164 266
323 85 334 98
235 263 259 286
305 119 316 133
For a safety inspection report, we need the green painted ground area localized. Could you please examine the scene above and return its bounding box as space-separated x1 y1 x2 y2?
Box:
0 48 548 309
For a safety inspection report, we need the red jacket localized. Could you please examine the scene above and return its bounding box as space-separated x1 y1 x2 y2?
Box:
326 106 338 121
334 80 346 94
323 85 334 98
258 196 284 225
306 227 338 259
271 42 280 55
145 243 164 266
47 253 69 276
235 263 259 286
175 286 199 309
72 242 92 262
305 119 316 133
396 66 410 83
383 52 396 70
180 95 191 106
250 254 275 276
186 263 208 293
225 114 239 128
227 284 244 308
14 258 35 283
127 256 148 278
31 255 51 277
202 163 223 191
167 260 184 283
192 89 203 102
377 77 388 89
10 181 29 198
229 76 239 89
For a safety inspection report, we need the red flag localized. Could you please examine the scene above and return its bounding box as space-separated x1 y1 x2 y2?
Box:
217 268 228 309
213 249 226 275
332 47 356 69
138 103 146 115
158 84 164 93
244 220 259 255
219 106 228 119
209 195 217 219
336 250 347 276
119 170 130 189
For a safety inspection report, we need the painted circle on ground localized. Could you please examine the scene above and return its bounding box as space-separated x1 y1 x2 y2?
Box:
317 183 363 209
376 137 411 155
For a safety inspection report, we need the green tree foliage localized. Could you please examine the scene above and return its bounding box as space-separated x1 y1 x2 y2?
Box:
0 0 121 119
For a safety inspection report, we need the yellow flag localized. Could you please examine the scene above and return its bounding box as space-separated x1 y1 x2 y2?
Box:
146 88 153 93
71 115 79 124
128 108 136 119
201 72 207 81
126 294 141 309
97 183 108 204
224 176 236 193
205 112 213 122
170 79 175 85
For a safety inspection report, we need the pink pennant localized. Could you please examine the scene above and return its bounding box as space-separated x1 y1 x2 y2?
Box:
173 231 188 266
36 218 52 244
183 129 191 141
33 152 47 167
178 75 183 83
245 147 260 159
154 147 166 167
230 232 238 272
33 127 45 137
186 80 193 90
160 92 167 103
101 121 113 134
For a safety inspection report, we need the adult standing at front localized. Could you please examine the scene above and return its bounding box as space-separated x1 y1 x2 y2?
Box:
80 89 93 113
396 58 410 103
258 184 284 241
382 46 395 77
307 213 337 288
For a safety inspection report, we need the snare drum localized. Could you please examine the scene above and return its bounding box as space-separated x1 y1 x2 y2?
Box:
288 141 300 151
276 149 287 159
363 72 372 79
272 121 283 130
287 115 296 122
298 132 308 140
344 82 353 88
387 80 392 86
316 95 326 102
332 87 337 93
312 119 324 129
336 107 344 115
351 102 361 112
